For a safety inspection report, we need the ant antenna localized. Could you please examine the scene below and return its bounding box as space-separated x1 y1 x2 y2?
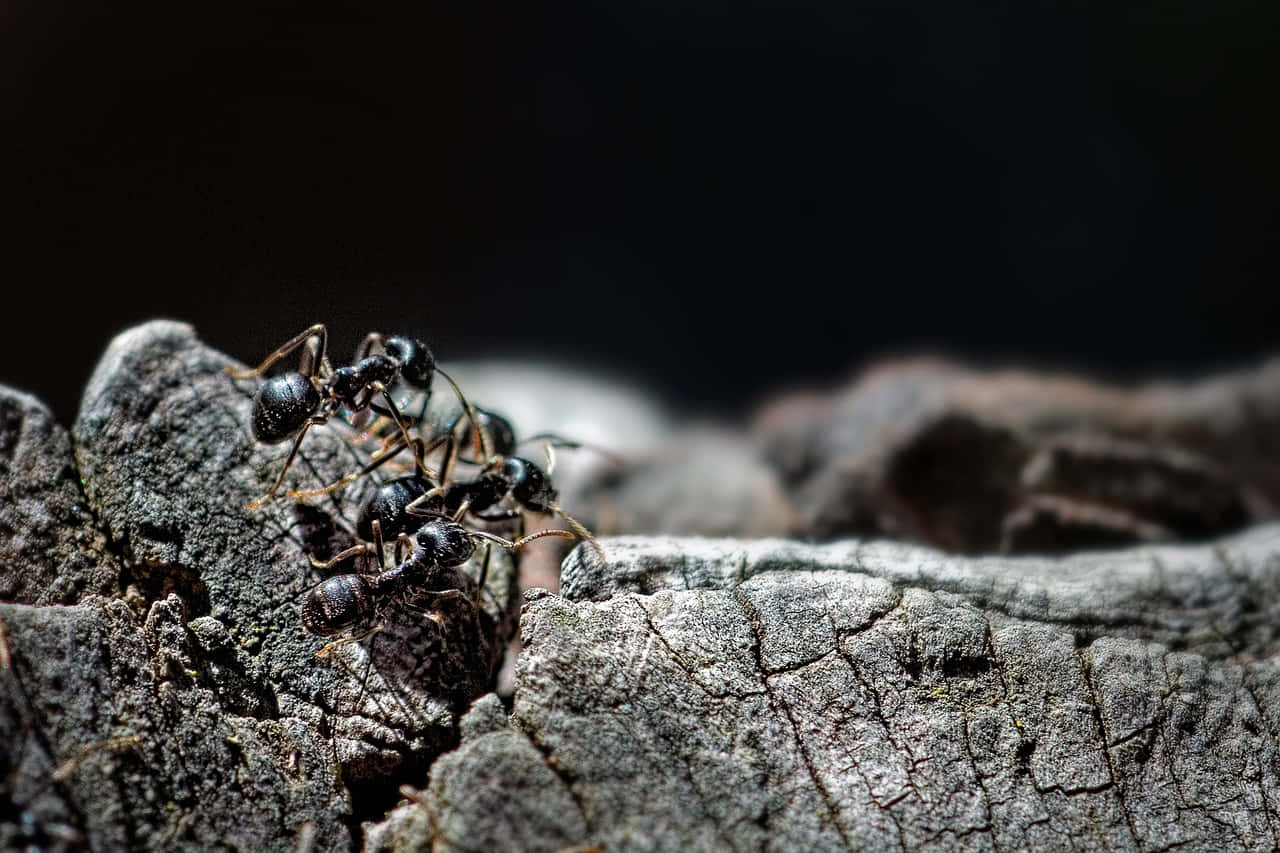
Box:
549 503 606 564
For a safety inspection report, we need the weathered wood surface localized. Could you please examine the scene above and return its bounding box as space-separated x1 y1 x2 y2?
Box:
2 322 517 850
371 529 1280 852
2 320 1279 851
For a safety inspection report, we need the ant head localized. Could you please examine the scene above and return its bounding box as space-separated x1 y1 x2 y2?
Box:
253 373 321 444
300 575 369 636
384 336 435 390
501 457 558 513
415 519 476 568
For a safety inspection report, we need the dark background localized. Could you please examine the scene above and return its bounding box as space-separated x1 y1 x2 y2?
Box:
3 1 1278 425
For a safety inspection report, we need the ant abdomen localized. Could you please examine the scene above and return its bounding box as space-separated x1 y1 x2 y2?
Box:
253 373 320 443
449 407 517 461
476 408 517 458
358 476 433 541
300 574 371 636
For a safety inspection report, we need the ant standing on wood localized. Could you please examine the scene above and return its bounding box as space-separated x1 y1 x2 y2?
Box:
297 517 572 700
292 399 605 558
336 449 603 562
301 517 572 639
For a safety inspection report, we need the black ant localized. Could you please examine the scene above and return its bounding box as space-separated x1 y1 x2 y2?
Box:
295 404 598 536
403 455 604 560
407 456 556 521
226 324 489 508
287 401 589 503
300 518 572 639
281 405 509 506
333 447 593 549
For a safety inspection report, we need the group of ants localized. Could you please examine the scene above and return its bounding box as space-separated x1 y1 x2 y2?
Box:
0 325 608 848
227 323 605 658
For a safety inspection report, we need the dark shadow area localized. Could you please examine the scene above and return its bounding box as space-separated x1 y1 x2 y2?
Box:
1 1 1277 426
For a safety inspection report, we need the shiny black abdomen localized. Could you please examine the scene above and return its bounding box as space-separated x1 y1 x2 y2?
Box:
300 574 370 636
471 407 518 460
252 373 321 443
358 475 432 541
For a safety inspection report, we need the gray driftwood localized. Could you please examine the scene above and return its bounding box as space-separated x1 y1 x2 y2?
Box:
374 529 1280 852
2 321 517 850
0 388 117 604
3 320 1280 851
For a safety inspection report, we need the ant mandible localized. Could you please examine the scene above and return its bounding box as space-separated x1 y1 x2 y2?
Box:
226 324 489 508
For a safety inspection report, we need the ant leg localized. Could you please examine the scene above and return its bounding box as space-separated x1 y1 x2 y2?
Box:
349 622 387 714
475 543 491 604
435 367 494 464
449 500 473 524
404 486 453 518
312 518 389 572
226 324 328 379
400 593 469 659
394 533 415 565
310 543 374 572
394 405 456 482
288 436 441 499
354 332 385 362
346 409 388 436
369 382 435 480
431 433 461 488
50 735 143 783
313 625 390 718
367 396 415 426
316 624 383 661
298 330 330 380
406 431 455 479
403 589 469 611
470 528 575 552
370 519 387 569
404 490 433 517
248 416 327 509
